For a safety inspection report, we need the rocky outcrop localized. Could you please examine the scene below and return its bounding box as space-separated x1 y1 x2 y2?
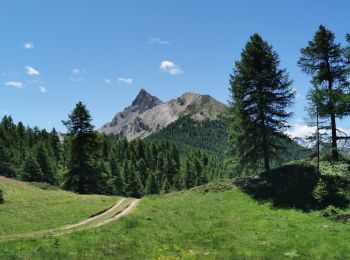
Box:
99 89 226 140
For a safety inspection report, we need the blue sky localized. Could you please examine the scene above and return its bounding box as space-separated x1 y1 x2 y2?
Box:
0 1 349 135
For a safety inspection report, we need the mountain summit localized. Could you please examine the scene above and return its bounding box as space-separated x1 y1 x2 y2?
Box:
100 89 226 140
131 89 162 112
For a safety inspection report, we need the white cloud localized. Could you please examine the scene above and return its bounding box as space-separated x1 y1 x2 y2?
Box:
72 68 80 75
70 77 83 82
286 124 316 139
160 60 183 75
118 77 133 85
149 38 170 45
23 42 34 49
5 81 24 88
70 69 84 82
104 78 112 84
39 86 47 93
25 66 40 76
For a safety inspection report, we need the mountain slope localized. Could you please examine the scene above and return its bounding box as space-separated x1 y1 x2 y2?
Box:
99 89 227 140
146 116 227 158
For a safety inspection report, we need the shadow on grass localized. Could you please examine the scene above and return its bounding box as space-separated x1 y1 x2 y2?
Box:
235 163 350 211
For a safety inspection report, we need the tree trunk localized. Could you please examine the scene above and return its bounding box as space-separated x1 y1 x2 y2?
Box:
327 76 338 161
263 151 271 175
330 112 338 161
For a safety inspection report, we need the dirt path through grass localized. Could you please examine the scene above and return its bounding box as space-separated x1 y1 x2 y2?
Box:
0 198 140 242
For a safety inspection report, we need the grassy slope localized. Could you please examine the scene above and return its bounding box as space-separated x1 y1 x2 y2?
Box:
0 177 118 236
1 182 350 259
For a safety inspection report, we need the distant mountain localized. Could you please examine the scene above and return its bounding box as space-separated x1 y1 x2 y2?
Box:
99 89 227 140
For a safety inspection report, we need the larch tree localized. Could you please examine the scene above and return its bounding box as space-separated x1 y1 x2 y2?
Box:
298 25 350 161
228 33 295 175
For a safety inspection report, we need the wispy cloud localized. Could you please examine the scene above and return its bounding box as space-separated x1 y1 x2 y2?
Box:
160 60 183 75
118 77 133 85
38 86 47 93
70 68 83 82
104 78 112 84
72 68 80 75
23 42 34 49
25 66 40 76
2 71 18 79
149 38 170 45
0 110 8 115
4 81 24 88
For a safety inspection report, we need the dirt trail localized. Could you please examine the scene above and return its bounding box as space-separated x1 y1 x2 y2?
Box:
0 198 139 242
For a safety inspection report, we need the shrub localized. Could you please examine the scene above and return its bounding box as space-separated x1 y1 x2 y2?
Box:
313 179 329 206
193 179 235 193
320 205 340 219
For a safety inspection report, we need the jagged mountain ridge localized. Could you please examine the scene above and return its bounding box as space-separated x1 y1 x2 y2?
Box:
100 89 227 140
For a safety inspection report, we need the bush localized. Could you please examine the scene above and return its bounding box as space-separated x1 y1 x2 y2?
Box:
0 189 3 204
320 205 340 218
193 179 235 193
313 179 329 206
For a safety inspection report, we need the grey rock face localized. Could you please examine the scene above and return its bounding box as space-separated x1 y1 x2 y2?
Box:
100 89 226 140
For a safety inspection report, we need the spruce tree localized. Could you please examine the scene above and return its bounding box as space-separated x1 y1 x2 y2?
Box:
62 102 101 194
228 33 294 175
128 163 144 198
0 143 16 178
22 154 43 182
36 142 56 184
161 177 171 194
184 159 195 189
298 25 350 161
110 157 125 195
145 173 159 194
50 128 61 163
137 158 148 185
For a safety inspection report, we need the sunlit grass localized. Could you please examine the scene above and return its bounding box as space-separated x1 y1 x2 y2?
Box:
0 177 118 236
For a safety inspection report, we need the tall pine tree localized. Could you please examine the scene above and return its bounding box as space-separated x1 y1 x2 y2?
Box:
62 102 102 194
228 34 294 175
298 25 350 161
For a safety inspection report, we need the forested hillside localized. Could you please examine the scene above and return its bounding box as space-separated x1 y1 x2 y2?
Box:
0 109 224 197
148 116 310 165
147 116 227 157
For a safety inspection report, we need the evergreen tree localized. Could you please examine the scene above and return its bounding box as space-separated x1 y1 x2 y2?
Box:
298 25 350 161
163 154 177 186
62 102 102 194
0 143 16 178
128 163 144 198
145 173 159 194
22 154 43 182
110 157 125 195
50 128 61 162
36 142 56 184
184 159 195 189
161 177 171 194
0 189 3 203
121 159 130 189
137 158 148 185
228 33 294 174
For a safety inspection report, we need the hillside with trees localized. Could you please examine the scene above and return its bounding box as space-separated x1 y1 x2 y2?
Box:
0 103 224 197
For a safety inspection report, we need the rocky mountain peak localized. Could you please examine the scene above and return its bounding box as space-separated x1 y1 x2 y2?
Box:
100 89 226 140
131 89 162 112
